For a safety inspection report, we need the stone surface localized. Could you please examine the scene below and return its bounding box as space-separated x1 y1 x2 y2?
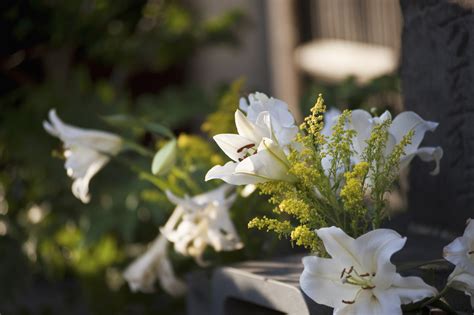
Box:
400 0 474 235
210 255 331 315
185 251 470 314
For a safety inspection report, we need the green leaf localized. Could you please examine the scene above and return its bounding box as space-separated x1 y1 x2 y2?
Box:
151 139 177 175
429 299 458 315
101 114 136 128
101 114 174 138
143 121 174 139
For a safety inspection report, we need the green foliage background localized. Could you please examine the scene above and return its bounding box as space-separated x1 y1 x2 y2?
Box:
0 1 272 314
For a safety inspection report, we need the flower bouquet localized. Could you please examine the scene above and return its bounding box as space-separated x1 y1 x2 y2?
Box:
204 93 474 314
43 82 474 314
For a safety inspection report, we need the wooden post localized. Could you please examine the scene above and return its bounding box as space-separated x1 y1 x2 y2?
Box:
400 0 474 236
265 0 302 122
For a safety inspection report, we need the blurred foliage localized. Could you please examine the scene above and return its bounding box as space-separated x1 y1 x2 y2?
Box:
300 74 400 114
201 77 244 137
1 0 244 72
39 224 123 275
0 1 249 314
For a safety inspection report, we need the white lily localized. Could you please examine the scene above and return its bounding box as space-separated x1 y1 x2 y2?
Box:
43 109 122 203
206 94 297 185
321 108 342 137
161 185 243 266
123 234 186 296
239 92 298 146
444 218 474 307
325 109 443 175
300 227 437 315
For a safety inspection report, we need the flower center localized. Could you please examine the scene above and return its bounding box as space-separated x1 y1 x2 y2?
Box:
340 266 376 304
237 143 257 161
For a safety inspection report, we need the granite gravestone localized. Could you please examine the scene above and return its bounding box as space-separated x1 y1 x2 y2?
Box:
399 0 474 239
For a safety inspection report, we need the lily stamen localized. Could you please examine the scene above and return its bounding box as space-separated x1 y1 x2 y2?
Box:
341 266 376 291
342 300 355 304
340 268 347 279
236 143 257 162
237 143 255 153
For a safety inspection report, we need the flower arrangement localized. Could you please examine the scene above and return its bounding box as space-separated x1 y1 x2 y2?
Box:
204 93 474 314
43 82 474 314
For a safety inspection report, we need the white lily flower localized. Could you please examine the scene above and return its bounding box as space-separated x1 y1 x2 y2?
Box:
206 97 297 185
43 109 122 203
325 109 443 175
239 92 298 146
321 108 342 137
123 234 186 296
300 227 437 315
444 218 474 307
161 185 243 266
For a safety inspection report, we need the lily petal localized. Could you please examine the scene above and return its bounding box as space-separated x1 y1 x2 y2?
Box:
205 161 265 185
213 133 255 162
71 154 109 203
158 255 187 296
44 109 122 203
235 138 293 182
388 273 437 304
235 110 268 144
464 218 474 240
46 109 122 153
239 97 249 113
300 256 359 309
379 110 392 123
322 108 341 137
123 234 186 296
336 289 393 315
354 229 405 290
413 146 443 175
350 110 374 158
316 226 361 269
444 235 474 275
448 267 474 300
390 111 438 154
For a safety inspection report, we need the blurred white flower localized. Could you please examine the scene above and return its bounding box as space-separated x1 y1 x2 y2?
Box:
300 227 436 315
206 94 297 185
321 108 342 137
325 109 443 175
43 109 122 203
444 218 474 307
161 185 243 266
239 92 298 146
123 234 186 296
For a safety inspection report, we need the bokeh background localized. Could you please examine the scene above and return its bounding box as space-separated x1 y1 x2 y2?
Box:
0 1 403 314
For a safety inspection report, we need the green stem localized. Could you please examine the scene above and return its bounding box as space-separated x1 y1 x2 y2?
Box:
139 172 185 195
397 259 448 272
121 139 154 157
421 286 450 308
111 155 185 195
171 168 200 195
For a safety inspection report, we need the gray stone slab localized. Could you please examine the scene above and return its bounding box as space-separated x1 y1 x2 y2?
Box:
210 255 331 315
